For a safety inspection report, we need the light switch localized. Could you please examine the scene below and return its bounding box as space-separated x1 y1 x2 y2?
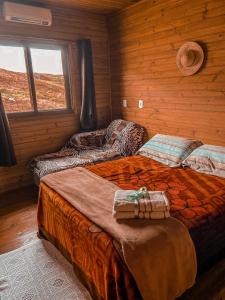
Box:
139 99 144 108
122 99 128 108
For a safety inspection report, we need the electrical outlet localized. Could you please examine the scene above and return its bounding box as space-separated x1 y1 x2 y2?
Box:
122 99 128 108
138 99 144 109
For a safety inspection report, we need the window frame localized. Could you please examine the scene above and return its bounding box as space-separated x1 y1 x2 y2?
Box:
0 39 73 116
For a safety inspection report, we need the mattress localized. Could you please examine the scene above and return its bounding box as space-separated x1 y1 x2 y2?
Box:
38 155 225 300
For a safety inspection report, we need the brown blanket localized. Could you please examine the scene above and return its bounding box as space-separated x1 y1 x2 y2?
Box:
41 167 197 300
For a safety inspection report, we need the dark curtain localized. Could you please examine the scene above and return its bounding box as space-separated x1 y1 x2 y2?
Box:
77 39 97 131
0 94 17 166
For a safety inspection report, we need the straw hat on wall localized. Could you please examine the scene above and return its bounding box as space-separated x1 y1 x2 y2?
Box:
176 41 204 76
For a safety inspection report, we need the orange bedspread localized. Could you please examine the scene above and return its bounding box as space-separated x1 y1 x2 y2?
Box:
87 156 225 231
38 155 225 300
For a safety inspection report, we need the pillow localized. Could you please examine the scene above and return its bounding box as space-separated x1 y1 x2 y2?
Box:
183 144 225 178
137 134 202 167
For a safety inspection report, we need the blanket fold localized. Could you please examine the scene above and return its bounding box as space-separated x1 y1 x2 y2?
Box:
41 167 197 300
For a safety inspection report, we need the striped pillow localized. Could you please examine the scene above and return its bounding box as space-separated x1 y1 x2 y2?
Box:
138 134 202 167
183 144 225 178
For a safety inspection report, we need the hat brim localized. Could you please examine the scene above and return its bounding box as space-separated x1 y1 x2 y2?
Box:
176 42 204 76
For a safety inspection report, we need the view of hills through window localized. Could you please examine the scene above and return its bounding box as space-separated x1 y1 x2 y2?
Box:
0 45 68 113
0 46 32 112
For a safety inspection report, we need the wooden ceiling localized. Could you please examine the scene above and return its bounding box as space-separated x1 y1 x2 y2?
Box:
29 0 140 14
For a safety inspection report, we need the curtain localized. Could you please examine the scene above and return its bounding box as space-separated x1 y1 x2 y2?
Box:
77 39 97 131
0 94 17 166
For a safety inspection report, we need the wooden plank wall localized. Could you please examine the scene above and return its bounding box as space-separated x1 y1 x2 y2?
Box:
0 5 111 193
108 0 225 146
33 0 133 14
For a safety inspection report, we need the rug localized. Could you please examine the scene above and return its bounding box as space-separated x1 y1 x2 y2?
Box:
0 239 92 300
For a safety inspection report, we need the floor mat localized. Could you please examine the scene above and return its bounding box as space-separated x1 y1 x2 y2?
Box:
0 239 92 300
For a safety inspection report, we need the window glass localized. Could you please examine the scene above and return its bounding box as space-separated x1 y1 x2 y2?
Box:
0 45 32 112
30 48 67 111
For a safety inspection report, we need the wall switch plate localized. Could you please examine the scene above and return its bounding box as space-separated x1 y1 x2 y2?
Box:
122 99 128 108
139 99 144 108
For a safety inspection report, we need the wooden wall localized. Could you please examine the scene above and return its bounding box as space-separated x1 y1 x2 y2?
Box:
108 0 225 146
0 5 111 193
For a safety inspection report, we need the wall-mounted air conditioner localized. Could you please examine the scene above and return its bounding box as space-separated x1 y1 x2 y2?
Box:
3 1 52 26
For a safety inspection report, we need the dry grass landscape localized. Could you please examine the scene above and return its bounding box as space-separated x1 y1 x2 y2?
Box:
0 68 66 112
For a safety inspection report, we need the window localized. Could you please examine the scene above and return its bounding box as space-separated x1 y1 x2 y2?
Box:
0 41 72 114
0 45 32 112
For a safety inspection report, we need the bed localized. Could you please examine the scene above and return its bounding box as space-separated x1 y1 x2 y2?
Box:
30 119 144 185
38 155 225 300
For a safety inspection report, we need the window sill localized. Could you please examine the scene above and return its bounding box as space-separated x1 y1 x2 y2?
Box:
8 109 75 119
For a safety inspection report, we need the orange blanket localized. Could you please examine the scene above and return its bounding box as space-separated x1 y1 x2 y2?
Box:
87 156 225 231
38 155 225 300
41 167 197 300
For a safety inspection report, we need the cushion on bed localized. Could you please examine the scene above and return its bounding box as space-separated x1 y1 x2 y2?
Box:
183 144 225 178
138 134 202 167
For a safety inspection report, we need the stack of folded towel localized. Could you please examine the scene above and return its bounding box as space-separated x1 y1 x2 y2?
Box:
113 187 170 220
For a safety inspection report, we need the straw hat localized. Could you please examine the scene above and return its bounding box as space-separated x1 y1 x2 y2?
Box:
176 41 204 76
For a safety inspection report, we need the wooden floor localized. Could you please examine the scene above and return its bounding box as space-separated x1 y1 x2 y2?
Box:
0 186 225 300
0 185 38 254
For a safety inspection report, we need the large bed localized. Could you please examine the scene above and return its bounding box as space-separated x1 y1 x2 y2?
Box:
38 155 225 300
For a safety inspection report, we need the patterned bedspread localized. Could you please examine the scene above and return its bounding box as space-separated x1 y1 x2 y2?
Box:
38 155 225 300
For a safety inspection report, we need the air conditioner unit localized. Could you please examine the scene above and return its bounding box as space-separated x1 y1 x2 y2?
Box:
3 2 52 26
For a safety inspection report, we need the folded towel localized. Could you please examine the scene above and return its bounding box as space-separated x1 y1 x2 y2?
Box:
114 210 170 220
114 189 169 212
113 188 170 220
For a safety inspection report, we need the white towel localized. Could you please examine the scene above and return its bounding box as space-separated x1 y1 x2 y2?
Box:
113 189 170 220
113 210 170 220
